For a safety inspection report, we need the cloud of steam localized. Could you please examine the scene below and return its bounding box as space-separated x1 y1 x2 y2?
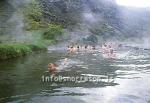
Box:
8 0 31 8
65 0 105 44
2 0 150 48
83 13 96 23
3 0 32 42
117 6 150 48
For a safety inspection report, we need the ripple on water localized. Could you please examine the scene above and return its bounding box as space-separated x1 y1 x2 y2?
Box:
1 47 150 103
111 64 150 68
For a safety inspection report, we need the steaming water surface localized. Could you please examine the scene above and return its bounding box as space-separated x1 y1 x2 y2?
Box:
0 47 150 103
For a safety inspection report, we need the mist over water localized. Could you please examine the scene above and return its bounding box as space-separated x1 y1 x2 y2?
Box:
1 0 150 103
1 0 150 48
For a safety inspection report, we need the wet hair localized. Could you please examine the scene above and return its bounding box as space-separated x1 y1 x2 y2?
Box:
48 63 57 67
85 45 88 49
104 44 107 47
92 45 96 50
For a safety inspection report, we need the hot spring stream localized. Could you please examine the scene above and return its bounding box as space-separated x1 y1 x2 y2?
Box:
0 46 150 103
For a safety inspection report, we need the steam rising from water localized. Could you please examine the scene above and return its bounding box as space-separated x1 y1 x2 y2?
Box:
0 0 31 42
8 0 31 8
1 0 150 48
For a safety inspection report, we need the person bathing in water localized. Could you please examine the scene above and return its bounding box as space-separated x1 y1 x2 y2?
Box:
48 58 70 73
48 63 58 72
108 49 116 59
85 45 88 49
67 44 82 53
67 45 76 53
101 42 117 59
92 45 96 50
67 44 97 53
102 43 109 53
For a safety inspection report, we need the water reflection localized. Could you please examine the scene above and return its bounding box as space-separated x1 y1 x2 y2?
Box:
0 48 150 103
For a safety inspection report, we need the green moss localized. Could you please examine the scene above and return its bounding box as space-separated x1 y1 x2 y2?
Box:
23 0 43 30
0 44 32 60
43 24 64 40
0 43 48 60
26 44 46 51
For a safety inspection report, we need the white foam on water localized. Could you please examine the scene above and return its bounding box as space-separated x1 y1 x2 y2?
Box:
117 51 131 59
111 64 150 68
56 58 82 70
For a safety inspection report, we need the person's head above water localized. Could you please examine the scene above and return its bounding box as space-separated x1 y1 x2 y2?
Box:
85 45 88 49
49 63 54 66
70 46 74 49
48 63 57 70
104 44 107 47
92 45 96 50
109 45 111 48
